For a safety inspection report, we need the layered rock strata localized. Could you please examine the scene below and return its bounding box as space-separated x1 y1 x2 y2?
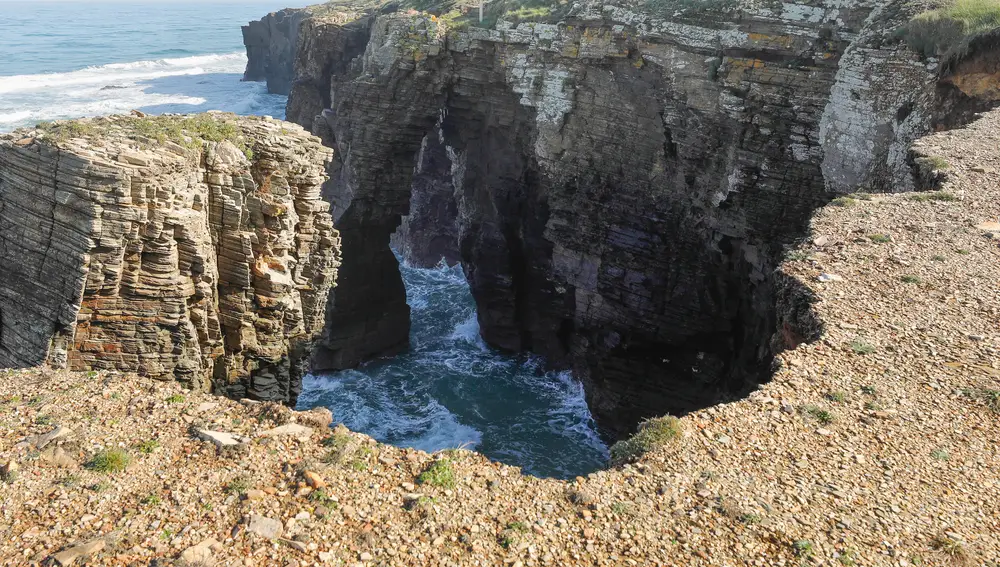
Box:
0 114 340 403
247 0 1000 435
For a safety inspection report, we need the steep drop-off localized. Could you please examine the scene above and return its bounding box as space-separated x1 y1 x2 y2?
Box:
0 114 340 403
246 0 999 436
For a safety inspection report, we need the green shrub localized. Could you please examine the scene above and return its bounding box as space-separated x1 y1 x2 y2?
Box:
417 459 456 489
86 449 131 473
869 234 892 243
609 416 682 465
309 488 336 504
793 539 814 558
831 196 857 207
901 275 922 284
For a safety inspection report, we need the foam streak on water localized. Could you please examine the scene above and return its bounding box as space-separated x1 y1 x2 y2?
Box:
0 52 286 132
299 260 610 479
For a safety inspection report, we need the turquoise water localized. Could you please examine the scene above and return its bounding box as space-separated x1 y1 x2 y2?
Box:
299 261 609 478
0 1 609 478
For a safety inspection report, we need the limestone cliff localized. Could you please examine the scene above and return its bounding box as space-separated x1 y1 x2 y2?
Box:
246 0 999 436
0 114 340 403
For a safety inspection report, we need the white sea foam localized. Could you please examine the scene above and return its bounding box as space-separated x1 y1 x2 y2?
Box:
300 258 609 478
0 52 245 94
0 52 286 132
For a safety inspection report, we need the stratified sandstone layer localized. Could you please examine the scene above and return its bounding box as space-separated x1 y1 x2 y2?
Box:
0 114 340 403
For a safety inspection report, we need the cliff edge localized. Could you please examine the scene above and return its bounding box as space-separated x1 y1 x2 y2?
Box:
0 114 340 404
0 106 997 566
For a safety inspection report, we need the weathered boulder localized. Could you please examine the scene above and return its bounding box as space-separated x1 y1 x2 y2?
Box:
0 114 340 405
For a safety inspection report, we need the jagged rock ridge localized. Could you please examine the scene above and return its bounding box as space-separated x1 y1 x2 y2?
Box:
245 0 999 436
0 114 341 403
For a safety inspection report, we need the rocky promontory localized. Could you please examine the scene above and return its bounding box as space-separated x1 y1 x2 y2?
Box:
0 114 341 404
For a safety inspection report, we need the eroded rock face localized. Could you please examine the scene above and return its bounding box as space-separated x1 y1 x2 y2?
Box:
243 8 310 96
0 115 340 404
248 0 1000 436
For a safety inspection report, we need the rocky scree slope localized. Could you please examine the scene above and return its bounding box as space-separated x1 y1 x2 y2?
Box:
245 0 1000 436
0 114 341 405
0 106 998 566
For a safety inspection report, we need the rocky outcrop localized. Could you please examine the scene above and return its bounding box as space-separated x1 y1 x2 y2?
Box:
243 8 310 95
249 0 1000 436
0 114 340 404
389 129 461 268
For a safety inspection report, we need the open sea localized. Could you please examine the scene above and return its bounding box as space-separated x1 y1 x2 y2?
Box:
0 0 608 478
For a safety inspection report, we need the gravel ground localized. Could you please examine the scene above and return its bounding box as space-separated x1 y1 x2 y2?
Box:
1 111 998 567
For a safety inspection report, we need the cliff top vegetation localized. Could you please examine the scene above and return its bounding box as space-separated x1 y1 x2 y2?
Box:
900 0 1000 59
29 113 257 159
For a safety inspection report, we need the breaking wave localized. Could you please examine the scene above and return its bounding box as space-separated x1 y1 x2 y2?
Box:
0 52 286 131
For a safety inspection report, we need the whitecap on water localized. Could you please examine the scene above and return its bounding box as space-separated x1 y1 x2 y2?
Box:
0 52 286 132
301 258 610 479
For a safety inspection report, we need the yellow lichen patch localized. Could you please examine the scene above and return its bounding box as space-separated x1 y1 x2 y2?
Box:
724 57 767 84
747 32 795 49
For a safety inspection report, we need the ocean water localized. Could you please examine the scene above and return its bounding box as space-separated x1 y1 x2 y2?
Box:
0 0 609 478
300 261 610 478
0 1 287 131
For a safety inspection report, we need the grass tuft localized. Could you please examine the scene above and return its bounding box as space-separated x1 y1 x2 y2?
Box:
609 416 683 465
224 476 250 495
803 405 834 424
850 339 876 355
930 533 967 560
136 440 161 454
417 459 456 489
86 449 130 473
825 391 847 403
907 190 958 202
